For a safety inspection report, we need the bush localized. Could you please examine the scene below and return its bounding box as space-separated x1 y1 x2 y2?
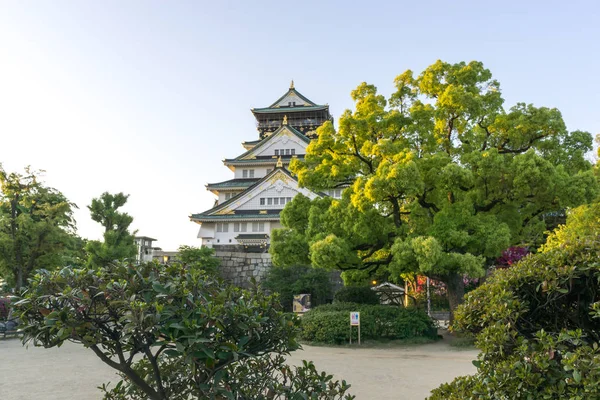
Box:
429 202 600 399
264 264 333 311
334 286 380 305
301 302 437 344
16 261 354 399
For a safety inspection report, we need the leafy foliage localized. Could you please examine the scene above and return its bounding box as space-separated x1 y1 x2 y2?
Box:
301 303 437 344
333 286 380 305
495 245 530 269
15 260 354 399
175 245 220 276
85 192 137 268
429 202 600 399
264 264 333 311
272 60 598 322
0 166 78 290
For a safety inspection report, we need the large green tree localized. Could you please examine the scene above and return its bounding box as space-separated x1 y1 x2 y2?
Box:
0 166 77 290
86 192 137 268
272 60 598 322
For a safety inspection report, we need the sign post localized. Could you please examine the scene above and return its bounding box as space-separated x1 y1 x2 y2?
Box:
350 312 360 345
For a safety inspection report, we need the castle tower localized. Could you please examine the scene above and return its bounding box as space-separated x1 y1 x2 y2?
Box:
190 84 337 254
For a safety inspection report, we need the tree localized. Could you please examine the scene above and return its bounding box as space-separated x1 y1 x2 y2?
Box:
0 166 77 290
86 192 137 268
430 202 600 398
15 261 354 399
175 245 220 276
273 60 598 323
264 264 333 311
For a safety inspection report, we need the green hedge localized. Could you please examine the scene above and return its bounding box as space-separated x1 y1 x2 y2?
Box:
300 302 437 344
333 286 379 305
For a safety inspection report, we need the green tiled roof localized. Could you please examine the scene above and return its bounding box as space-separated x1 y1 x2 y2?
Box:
252 105 328 114
190 213 281 221
236 234 269 240
229 125 309 162
206 178 259 189
192 167 298 217
223 156 303 165
267 88 317 108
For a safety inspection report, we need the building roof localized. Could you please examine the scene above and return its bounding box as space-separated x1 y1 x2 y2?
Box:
223 155 303 167
206 178 259 191
251 84 327 114
242 139 261 150
252 105 329 114
191 167 298 221
235 234 269 240
135 236 157 241
190 212 281 222
230 125 309 162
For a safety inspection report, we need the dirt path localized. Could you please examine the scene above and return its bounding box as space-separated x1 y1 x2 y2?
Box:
0 338 477 399
288 341 478 399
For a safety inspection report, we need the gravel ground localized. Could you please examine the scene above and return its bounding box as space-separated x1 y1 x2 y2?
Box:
0 337 477 399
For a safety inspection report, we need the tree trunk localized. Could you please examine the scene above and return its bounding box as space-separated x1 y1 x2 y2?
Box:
445 272 465 327
16 267 23 292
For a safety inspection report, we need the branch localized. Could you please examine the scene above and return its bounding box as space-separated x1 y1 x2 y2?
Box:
417 189 439 212
144 344 167 399
89 344 164 400
478 121 491 151
474 198 503 213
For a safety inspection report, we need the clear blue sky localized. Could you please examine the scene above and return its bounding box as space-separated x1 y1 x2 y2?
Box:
1 1 598 250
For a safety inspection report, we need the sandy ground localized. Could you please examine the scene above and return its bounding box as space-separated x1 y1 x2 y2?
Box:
0 337 477 400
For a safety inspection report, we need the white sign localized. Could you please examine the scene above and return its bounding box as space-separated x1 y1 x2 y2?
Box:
350 312 360 326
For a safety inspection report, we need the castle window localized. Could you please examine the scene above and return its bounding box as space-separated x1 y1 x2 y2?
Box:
280 197 285 205
274 149 279 156
286 197 292 203
274 198 279 205
291 149 295 155
216 223 229 232
249 169 255 178
267 198 273 205
242 169 248 178
234 222 248 232
252 222 265 232
260 198 265 206
285 149 290 155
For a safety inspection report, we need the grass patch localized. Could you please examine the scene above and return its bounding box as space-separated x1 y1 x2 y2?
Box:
301 336 439 348
448 335 476 349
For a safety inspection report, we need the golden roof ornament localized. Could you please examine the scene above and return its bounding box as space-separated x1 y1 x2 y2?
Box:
282 115 288 125
276 156 283 168
290 80 294 89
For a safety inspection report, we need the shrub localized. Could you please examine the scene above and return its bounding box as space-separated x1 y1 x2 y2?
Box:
264 264 333 312
15 261 354 399
301 303 437 344
429 202 600 399
334 286 379 305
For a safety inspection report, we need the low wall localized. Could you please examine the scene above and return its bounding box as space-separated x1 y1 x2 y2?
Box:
215 251 272 288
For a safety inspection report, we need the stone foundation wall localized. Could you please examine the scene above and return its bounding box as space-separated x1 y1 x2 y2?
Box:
215 251 272 288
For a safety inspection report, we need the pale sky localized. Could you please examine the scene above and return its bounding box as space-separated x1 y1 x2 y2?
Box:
1 1 598 250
